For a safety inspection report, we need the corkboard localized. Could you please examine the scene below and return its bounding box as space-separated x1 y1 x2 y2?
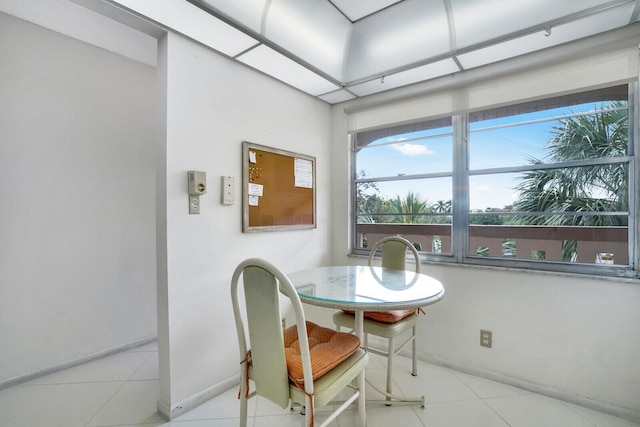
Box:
242 141 316 232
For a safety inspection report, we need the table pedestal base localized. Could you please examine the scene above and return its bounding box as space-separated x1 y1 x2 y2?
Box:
365 378 425 407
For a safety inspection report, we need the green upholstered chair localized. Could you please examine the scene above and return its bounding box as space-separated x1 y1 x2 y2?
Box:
231 258 368 427
332 236 421 403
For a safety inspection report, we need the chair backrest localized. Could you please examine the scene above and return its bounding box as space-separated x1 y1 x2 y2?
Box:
367 236 420 273
231 258 314 408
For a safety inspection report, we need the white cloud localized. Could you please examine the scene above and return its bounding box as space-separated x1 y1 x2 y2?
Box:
392 143 434 156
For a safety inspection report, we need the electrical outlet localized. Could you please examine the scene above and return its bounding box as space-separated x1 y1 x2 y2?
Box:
189 195 200 214
480 330 492 348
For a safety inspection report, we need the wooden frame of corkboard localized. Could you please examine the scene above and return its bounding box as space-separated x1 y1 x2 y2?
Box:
242 141 316 233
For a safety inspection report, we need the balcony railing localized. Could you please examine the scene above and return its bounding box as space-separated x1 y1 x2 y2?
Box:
356 223 628 265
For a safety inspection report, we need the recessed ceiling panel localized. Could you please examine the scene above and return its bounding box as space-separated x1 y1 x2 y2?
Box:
345 0 451 83
237 45 340 96
190 0 267 34
125 0 640 103
457 2 635 69
329 0 402 21
451 0 629 50
112 0 258 57
266 0 351 79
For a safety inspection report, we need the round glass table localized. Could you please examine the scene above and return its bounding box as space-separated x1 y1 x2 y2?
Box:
288 265 445 316
287 265 445 406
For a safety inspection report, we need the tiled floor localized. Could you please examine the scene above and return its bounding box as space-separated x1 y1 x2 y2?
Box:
1 341 638 427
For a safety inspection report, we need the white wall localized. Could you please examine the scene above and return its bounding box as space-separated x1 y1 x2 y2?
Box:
3 0 638 422
155 31 332 417
0 3 333 417
328 40 640 421
420 266 640 416
0 11 157 384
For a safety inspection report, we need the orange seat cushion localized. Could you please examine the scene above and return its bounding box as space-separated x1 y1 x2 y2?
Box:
284 321 360 386
343 309 417 324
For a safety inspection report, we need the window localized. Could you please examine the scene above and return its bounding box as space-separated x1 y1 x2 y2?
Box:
352 85 637 278
354 118 454 254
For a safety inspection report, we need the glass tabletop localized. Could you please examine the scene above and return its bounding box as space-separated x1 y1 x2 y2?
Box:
287 265 445 311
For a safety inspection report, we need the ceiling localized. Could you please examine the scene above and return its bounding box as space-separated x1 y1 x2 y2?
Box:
184 0 639 104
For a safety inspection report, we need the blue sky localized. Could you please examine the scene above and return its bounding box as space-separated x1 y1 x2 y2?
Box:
357 103 613 211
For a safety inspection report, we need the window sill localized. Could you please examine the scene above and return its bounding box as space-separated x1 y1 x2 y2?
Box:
347 253 640 284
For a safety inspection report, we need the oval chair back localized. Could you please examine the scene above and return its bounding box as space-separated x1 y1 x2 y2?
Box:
232 258 368 427
367 236 420 273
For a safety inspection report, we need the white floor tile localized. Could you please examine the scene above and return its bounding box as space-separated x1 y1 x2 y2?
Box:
416 400 510 427
248 413 305 427
86 379 166 426
0 384 52 425
129 354 159 380
453 371 528 398
365 354 388 369
173 387 255 422
394 362 478 404
338 404 423 427
363 367 396 400
485 393 599 427
170 420 240 427
565 402 640 427
59 351 152 384
2 382 123 427
4 349 638 427
255 395 305 417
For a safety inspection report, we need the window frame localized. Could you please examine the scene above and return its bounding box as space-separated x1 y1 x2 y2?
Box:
351 83 639 279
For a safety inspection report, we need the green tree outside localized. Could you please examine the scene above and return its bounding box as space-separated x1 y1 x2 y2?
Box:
356 102 628 258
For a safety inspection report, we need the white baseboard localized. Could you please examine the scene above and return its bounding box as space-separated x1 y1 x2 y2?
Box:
157 374 240 420
420 353 640 424
363 335 639 424
0 336 158 390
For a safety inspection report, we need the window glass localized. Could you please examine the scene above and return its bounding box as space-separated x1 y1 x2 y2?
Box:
469 102 628 170
352 85 634 276
468 99 629 266
469 173 520 212
356 129 452 178
354 121 453 254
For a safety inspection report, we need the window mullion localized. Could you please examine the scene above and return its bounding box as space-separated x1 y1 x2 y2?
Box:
628 81 639 270
452 114 469 263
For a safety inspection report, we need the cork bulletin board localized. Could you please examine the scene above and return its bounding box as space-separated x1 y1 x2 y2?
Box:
242 141 316 232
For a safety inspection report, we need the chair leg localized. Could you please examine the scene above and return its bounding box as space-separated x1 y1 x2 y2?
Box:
411 324 418 376
305 396 313 427
386 336 395 401
239 393 248 427
357 371 366 427
239 369 248 427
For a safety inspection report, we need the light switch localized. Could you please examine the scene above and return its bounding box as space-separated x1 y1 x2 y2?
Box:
222 176 235 205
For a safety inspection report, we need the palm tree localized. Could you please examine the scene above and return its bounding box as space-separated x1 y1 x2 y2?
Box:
434 199 452 213
389 191 431 223
511 102 628 259
512 102 628 225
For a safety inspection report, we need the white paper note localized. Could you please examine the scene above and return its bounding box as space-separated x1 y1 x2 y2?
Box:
248 183 263 196
294 158 313 188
